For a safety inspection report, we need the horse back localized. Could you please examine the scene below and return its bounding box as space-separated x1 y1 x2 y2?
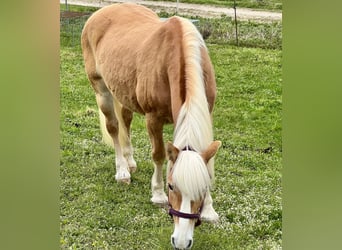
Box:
81 3 216 123
81 4 166 113
82 3 159 51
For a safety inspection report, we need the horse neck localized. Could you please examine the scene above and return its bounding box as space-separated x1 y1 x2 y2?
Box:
172 18 213 152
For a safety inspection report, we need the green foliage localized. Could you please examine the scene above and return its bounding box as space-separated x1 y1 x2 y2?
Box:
60 5 282 249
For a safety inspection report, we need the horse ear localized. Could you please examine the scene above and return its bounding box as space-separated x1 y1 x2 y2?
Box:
166 142 179 163
201 141 222 163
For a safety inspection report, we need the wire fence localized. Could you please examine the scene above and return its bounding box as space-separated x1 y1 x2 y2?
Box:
60 4 282 49
60 11 91 47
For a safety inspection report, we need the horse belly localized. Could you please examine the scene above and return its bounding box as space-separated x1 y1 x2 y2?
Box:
100 67 143 114
112 81 144 114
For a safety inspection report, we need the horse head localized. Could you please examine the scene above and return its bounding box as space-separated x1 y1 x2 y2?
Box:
166 141 221 249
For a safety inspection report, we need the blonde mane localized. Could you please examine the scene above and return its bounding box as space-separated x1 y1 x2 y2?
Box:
171 18 214 201
173 17 213 151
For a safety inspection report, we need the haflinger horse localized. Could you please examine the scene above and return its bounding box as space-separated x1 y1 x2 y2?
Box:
81 3 221 249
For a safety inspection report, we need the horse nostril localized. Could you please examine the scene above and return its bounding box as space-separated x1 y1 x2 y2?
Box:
187 239 193 249
171 236 176 247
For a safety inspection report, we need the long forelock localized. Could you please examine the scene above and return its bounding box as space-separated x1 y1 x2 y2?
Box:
172 151 211 201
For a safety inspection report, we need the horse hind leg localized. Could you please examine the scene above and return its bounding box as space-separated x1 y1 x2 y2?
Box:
82 43 131 183
95 81 131 184
113 98 137 173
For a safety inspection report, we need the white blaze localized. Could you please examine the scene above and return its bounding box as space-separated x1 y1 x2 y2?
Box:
171 196 194 249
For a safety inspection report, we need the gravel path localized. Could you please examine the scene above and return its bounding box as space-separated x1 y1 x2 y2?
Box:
61 0 282 22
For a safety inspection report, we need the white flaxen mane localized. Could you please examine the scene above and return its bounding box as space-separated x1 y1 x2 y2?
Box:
171 17 214 201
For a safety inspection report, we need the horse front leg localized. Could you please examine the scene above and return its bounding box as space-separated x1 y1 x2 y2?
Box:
146 114 168 205
200 191 219 223
200 158 219 222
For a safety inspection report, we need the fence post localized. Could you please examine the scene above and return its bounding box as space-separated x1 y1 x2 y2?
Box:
176 0 179 15
233 0 239 46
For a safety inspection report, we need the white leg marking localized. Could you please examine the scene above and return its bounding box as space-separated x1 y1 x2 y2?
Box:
151 163 167 204
113 138 131 184
200 191 219 222
123 144 137 173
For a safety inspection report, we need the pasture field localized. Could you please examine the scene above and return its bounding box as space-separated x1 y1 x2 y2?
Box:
149 0 282 10
62 0 282 10
60 4 282 50
60 6 282 250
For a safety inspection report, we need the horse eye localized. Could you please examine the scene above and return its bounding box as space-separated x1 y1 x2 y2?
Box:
168 183 174 191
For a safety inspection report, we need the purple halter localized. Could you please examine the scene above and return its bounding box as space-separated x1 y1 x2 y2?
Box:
168 203 203 227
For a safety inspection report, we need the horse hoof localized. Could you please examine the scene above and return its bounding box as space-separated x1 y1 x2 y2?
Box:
115 171 131 184
201 215 219 223
127 159 137 173
129 166 137 173
151 192 168 205
117 178 131 185
200 208 219 223
117 179 131 185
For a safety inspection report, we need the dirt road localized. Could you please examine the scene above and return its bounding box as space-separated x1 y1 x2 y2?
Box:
61 0 282 22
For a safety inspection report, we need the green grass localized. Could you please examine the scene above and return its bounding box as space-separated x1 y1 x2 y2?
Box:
60 6 282 250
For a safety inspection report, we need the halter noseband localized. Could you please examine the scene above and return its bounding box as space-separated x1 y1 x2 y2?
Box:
168 202 203 227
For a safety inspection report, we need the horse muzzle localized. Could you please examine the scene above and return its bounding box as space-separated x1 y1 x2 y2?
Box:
171 235 193 250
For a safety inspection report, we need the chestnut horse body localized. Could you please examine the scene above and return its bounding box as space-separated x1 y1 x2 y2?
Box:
81 3 220 249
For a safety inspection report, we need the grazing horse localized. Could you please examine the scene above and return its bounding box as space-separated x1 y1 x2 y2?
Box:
81 3 221 249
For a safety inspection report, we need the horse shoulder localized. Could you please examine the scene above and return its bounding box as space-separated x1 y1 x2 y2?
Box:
135 21 183 119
